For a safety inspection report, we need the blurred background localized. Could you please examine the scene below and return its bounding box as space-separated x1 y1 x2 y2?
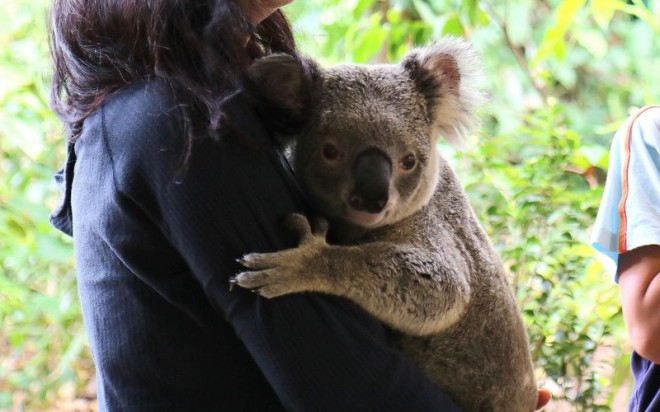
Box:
1 0 659 410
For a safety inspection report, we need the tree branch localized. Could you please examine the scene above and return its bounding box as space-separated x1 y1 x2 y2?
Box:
483 1 550 104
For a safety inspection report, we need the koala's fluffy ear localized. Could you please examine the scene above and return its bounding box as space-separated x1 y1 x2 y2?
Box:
245 53 319 134
402 37 484 145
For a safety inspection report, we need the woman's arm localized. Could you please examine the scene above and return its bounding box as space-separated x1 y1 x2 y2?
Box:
618 244 660 364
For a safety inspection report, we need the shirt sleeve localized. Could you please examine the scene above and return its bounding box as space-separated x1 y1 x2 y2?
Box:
591 105 660 278
101 82 462 411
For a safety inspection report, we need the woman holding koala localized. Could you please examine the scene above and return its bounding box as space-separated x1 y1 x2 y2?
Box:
49 0 550 410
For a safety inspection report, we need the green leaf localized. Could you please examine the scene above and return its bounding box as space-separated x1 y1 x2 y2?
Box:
462 0 479 26
532 0 587 66
574 29 609 59
441 13 464 37
590 0 620 29
411 0 439 25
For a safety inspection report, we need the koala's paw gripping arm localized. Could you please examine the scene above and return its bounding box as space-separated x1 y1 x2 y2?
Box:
230 214 330 298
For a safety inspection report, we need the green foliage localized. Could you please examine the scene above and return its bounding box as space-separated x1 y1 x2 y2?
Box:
0 0 90 408
2 0 658 409
458 103 628 409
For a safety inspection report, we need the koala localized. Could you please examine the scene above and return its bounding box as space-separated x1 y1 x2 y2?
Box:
232 37 538 412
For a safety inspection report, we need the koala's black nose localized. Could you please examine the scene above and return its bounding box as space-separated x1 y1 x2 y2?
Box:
349 194 388 213
350 148 392 213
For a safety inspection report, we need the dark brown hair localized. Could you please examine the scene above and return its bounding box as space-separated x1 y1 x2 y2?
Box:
49 0 296 144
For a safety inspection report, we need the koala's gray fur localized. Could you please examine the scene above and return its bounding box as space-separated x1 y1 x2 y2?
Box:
234 37 537 412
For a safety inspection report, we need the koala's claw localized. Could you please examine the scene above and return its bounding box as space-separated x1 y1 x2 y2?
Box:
231 270 292 299
238 252 278 270
228 276 256 292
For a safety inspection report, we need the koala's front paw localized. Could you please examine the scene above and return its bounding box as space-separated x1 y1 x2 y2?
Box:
230 214 329 298
231 250 302 298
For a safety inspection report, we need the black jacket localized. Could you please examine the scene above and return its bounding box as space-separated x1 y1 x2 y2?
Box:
51 80 460 411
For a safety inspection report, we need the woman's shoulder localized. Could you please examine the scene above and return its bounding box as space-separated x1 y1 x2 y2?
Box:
100 79 184 144
72 79 191 196
97 80 187 168
107 79 178 111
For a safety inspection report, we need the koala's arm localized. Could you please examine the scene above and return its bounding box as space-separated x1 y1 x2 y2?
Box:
234 215 471 336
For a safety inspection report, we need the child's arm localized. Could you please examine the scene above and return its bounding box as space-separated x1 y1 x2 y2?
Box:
618 244 660 364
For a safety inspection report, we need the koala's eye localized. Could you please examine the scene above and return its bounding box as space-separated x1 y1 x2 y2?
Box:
322 143 339 161
400 154 416 170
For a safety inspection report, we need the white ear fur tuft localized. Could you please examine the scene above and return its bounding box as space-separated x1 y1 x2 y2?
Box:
403 37 486 146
